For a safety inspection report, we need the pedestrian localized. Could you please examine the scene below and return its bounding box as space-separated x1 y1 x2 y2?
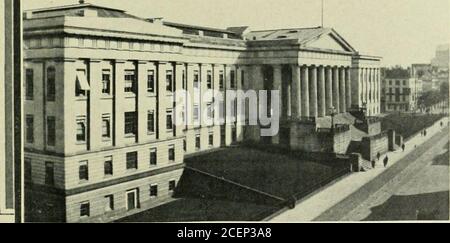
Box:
383 156 389 168
377 152 381 161
371 160 376 169
402 144 405 152
424 130 427 137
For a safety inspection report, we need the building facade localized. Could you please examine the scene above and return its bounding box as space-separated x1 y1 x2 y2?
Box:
23 2 381 222
382 78 422 112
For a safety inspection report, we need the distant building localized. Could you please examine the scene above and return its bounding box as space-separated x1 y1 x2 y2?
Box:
431 44 449 70
23 2 382 222
382 77 422 112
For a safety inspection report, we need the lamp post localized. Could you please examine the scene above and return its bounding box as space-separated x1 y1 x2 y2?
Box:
330 106 336 132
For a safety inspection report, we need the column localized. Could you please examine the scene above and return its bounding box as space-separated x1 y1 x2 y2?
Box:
273 65 283 118
339 67 346 113
333 66 340 113
325 66 333 115
157 62 168 141
252 65 264 142
291 65 301 118
365 68 370 105
318 66 326 117
137 61 148 143
175 63 184 137
301 66 310 117
345 67 352 109
89 59 103 150
113 60 126 147
309 66 318 118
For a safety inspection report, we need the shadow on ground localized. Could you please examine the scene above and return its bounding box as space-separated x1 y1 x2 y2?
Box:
432 141 449 166
363 191 449 221
117 198 279 222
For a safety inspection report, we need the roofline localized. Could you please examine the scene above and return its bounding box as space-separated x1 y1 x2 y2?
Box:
163 21 237 35
249 26 323 33
26 3 125 13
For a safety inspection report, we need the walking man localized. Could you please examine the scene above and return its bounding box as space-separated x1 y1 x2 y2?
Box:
377 152 381 161
402 144 405 152
383 156 389 168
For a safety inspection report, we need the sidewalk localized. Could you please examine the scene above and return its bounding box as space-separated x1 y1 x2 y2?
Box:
269 117 449 222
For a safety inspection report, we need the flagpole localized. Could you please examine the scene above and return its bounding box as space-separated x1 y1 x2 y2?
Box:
321 0 324 27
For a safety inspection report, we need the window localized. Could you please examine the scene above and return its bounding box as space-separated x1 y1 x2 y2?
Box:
207 71 212 89
193 105 200 123
166 70 174 92
80 202 90 217
47 116 56 147
104 156 113 176
150 148 157 166
195 135 201 150
146 111 155 134
209 133 214 147
105 40 111 49
230 70 236 89
403 80 406 86
79 161 89 181
127 189 139 211
102 70 111 94
396 80 400 86
75 69 89 97
149 185 158 198
193 70 200 88
124 70 136 93
207 103 213 120
26 69 34 100
102 115 111 139
124 112 136 136
45 162 54 186
147 70 155 93
169 180 176 192
76 117 87 142
168 145 175 162
241 70 245 87
126 151 138 170
219 71 224 89
46 67 56 101
389 80 392 86
26 115 34 143
166 110 173 131
104 195 114 212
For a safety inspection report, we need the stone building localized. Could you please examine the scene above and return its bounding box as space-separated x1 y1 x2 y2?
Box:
23 2 381 222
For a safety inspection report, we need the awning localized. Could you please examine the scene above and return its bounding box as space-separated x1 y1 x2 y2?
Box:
76 71 90 91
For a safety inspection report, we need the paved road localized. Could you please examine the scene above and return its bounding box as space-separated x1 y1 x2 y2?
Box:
315 127 449 221
271 117 448 222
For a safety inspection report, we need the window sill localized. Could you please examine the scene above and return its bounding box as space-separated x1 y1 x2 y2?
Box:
104 174 113 179
124 134 136 139
124 93 137 98
147 132 156 136
102 137 112 142
126 168 138 173
75 97 88 101
101 95 113 100
76 141 87 145
147 93 157 98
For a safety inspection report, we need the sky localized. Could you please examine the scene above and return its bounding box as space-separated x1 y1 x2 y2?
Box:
23 0 450 67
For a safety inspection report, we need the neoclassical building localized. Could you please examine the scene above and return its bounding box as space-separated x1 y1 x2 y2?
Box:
23 2 381 222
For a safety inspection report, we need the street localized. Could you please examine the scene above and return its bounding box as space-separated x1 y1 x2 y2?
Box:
339 128 449 221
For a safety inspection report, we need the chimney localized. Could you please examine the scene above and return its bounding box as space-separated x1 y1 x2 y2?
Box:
79 0 85 4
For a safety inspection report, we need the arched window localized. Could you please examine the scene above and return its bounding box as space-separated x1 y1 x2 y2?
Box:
46 66 56 101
